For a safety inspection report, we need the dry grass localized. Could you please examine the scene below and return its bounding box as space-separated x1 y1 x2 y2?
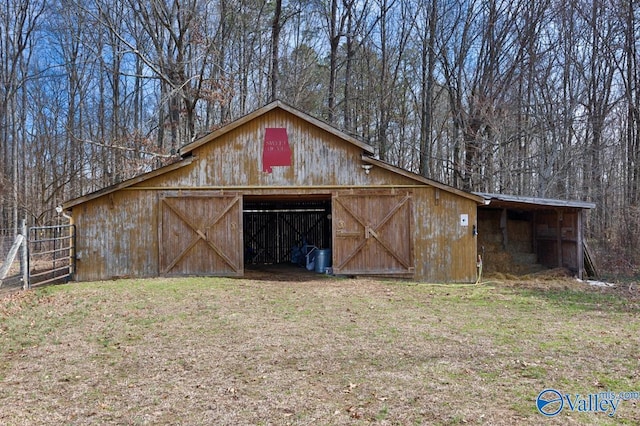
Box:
1 271 639 425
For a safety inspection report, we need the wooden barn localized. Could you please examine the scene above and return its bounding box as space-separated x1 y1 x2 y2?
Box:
62 101 485 283
475 193 596 279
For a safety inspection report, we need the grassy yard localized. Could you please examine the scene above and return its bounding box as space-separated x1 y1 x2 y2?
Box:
1 273 639 425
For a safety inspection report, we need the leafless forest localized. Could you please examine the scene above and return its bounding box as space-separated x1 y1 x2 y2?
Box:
1 0 639 275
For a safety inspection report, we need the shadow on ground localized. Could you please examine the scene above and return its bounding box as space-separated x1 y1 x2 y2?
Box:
243 263 333 282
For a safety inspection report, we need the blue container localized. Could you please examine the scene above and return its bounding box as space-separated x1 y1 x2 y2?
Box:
314 249 332 273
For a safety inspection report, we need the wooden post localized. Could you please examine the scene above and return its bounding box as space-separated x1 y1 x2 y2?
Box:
20 219 29 290
556 210 563 268
576 209 584 279
500 208 508 250
532 211 538 261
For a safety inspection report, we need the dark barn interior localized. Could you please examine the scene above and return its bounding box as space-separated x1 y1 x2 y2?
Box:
243 196 332 265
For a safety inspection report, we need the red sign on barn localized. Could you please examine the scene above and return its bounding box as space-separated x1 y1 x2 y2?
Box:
262 128 292 173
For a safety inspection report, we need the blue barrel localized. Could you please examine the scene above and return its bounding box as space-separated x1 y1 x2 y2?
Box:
314 249 332 273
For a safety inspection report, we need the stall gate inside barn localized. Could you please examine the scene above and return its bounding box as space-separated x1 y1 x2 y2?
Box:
28 224 76 287
243 199 332 266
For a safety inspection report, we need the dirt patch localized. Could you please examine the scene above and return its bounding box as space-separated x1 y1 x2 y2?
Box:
243 263 329 282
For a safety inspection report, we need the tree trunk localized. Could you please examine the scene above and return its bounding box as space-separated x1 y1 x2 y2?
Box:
419 0 437 178
269 0 282 102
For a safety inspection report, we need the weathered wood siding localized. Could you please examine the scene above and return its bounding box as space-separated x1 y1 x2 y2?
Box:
159 193 243 276
70 105 480 283
413 188 478 282
332 190 414 276
73 186 478 282
73 190 159 281
139 108 414 188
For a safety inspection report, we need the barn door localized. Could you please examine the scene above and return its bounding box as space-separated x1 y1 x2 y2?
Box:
332 191 414 276
159 194 243 276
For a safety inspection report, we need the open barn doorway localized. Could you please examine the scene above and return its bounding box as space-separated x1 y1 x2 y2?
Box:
243 195 332 272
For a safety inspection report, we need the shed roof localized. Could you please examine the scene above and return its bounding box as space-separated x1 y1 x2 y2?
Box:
475 192 596 210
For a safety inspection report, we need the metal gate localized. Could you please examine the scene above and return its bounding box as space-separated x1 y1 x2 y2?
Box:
28 224 75 288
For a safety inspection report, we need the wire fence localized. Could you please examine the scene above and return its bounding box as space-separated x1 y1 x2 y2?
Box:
0 226 27 294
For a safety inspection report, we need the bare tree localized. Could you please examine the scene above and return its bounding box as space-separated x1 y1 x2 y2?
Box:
0 0 45 232
417 0 438 177
269 0 283 102
0 0 639 273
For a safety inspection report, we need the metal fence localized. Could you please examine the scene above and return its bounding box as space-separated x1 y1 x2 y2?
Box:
28 224 76 288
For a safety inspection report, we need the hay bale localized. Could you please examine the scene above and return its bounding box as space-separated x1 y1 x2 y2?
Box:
483 251 513 273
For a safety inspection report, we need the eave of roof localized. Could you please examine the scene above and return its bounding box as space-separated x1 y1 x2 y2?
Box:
474 192 596 209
